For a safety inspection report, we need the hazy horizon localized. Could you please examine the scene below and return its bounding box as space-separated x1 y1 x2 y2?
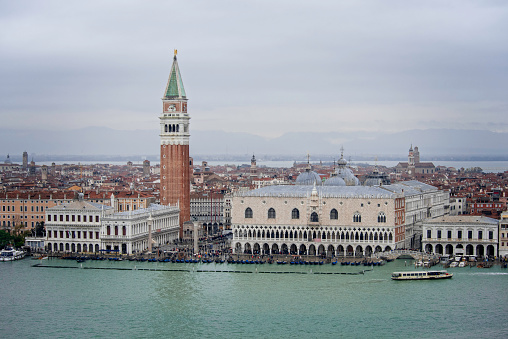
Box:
1 1 507 150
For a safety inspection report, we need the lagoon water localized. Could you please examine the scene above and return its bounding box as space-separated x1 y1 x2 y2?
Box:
1 258 507 338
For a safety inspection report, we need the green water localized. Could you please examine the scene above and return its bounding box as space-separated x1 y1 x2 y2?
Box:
1 259 507 338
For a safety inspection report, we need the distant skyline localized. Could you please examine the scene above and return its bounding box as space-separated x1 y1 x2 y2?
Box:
1 1 507 155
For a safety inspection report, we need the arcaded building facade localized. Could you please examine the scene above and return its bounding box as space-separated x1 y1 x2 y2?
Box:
231 160 448 257
232 185 405 257
422 215 498 257
101 204 180 254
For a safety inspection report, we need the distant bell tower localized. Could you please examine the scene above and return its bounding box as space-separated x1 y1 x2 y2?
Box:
408 144 415 175
160 50 190 238
250 154 257 178
22 151 28 170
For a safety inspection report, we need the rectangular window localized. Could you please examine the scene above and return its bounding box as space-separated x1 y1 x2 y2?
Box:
95 232 99 239
95 216 99 223
20 206 23 212
72 215 75 222
77 231 80 239
478 231 482 240
427 230 431 239
31 206 34 212
437 230 441 239
36 206 39 212
468 231 472 239
72 231 75 239
48 230 52 238
66 215 69 222
83 232 86 239
83 216 87 222
447 231 452 239
60 215 63 222
60 231 64 238
48 215 52 222
90 231 93 239
78 215 81 222
458 230 462 239
489 231 493 240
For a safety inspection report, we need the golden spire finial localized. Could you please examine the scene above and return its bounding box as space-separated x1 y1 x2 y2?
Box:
174 49 178 56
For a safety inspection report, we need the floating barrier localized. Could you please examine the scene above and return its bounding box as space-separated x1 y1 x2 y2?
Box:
32 263 371 275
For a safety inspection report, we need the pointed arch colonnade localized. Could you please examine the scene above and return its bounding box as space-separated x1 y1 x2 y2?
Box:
233 225 394 257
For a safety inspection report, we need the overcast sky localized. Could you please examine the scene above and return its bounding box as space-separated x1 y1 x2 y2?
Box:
1 0 507 141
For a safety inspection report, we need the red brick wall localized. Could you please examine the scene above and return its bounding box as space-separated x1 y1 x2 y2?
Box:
160 144 190 237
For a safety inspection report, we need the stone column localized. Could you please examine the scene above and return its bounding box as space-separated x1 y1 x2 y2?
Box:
193 220 199 255
147 214 153 253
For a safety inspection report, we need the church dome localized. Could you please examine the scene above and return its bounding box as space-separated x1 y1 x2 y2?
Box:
334 149 359 186
323 175 346 186
295 170 321 185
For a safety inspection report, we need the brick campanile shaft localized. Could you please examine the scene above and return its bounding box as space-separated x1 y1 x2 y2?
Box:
160 51 190 238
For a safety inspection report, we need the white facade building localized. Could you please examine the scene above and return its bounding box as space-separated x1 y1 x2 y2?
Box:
101 204 180 254
231 179 449 257
422 215 498 257
45 197 180 255
45 199 113 253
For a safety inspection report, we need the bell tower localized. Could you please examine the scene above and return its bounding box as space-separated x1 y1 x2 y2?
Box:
160 50 190 237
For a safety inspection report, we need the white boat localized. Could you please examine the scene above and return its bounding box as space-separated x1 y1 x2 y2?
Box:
458 261 466 267
391 270 453 280
0 247 26 262
449 261 458 268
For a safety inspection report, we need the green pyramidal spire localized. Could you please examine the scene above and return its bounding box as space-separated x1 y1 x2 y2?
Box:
164 52 186 99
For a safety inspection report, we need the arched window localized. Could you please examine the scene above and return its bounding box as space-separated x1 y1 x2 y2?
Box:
330 208 338 220
245 207 253 218
268 208 276 219
378 212 386 223
353 212 361 223
107 226 111 235
292 208 300 219
122 226 126 236
311 212 319 222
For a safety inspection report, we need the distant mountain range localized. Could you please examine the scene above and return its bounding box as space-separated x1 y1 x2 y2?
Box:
1 127 507 162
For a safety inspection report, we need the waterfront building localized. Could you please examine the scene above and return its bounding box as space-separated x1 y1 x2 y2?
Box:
381 180 449 249
45 197 112 253
499 211 508 257
422 215 498 257
232 184 404 256
101 204 179 254
231 155 447 256
159 50 190 237
45 195 180 254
